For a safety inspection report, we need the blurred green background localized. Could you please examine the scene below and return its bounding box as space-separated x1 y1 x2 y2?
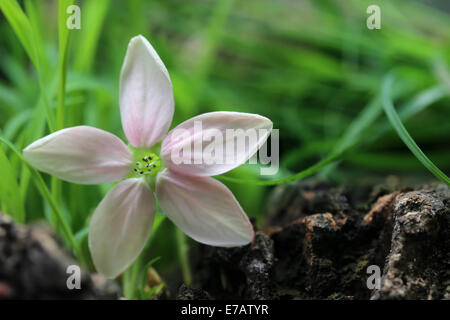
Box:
0 0 449 296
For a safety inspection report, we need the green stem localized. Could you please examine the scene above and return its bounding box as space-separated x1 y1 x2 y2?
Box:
50 178 62 228
37 76 56 132
50 0 74 231
176 228 192 286
57 0 73 130
123 262 140 299
122 214 166 299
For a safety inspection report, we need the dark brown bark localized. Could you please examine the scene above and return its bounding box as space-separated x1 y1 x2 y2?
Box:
0 214 119 299
184 182 449 300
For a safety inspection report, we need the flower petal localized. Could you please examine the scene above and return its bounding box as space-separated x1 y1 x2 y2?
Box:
161 111 272 176
23 126 133 184
89 178 155 278
156 169 254 247
120 35 174 148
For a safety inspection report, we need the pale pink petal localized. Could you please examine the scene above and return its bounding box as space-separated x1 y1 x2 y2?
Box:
89 178 155 278
23 126 133 184
156 169 254 247
161 111 272 176
120 35 174 148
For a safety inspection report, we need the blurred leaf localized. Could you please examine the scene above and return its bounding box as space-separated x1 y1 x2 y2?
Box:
0 146 25 223
0 136 81 258
56 0 74 129
0 0 55 131
73 0 110 72
0 0 39 67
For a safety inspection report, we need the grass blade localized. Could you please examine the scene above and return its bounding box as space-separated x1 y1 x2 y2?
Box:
0 0 55 131
0 136 82 259
73 0 110 73
0 0 38 66
381 74 450 186
0 147 25 223
57 0 74 130
51 0 75 226
218 147 348 186
219 84 446 186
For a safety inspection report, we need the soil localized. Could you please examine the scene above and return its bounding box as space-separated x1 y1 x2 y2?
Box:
1 181 449 300
0 214 119 299
182 181 450 300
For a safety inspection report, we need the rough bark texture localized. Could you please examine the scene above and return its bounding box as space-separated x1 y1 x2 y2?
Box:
0 214 119 299
1 182 449 300
181 182 449 300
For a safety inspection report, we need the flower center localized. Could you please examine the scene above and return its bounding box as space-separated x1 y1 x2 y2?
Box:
128 146 164 189
133 152 161 176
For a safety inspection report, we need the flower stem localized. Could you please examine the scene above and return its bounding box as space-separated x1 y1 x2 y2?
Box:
123 214 166 299
47 0 75 254
56 0 73 131
176 228 192 286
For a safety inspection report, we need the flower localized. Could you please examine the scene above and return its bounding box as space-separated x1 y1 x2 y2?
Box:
23 35 273 278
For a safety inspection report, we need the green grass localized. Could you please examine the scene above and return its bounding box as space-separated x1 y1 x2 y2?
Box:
381 74 450 185
0 0 449 298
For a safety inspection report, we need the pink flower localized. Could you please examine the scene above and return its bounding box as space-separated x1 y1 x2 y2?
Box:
23 35 272 278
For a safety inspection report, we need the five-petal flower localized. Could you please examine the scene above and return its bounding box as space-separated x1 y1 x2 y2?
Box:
23 35 272 278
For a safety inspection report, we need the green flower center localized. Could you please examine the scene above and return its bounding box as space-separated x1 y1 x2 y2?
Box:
133 153 161 176
128 145 164 187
